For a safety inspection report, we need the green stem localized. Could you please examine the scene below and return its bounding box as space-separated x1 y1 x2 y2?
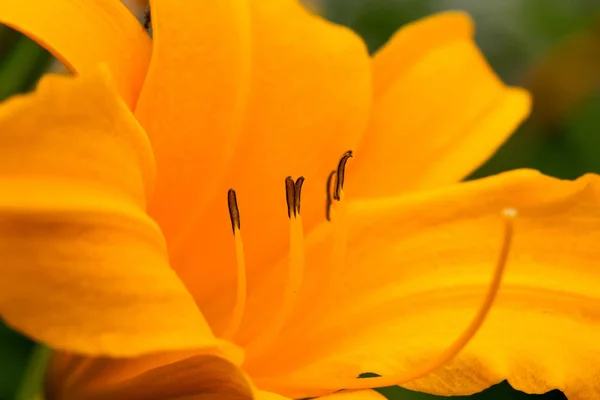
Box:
14 344 52 400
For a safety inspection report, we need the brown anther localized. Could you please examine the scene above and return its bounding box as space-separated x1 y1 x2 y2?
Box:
325 170 336 221
294 177 305 216
143 6 152 30
333 150 353 201
227 189 241 234
285 176 296 218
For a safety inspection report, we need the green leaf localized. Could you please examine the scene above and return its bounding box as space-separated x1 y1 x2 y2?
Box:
0 31 52 101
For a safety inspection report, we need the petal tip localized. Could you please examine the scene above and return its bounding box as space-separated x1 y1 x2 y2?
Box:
424 10 475 39
31 64 115 101
505 86 533 119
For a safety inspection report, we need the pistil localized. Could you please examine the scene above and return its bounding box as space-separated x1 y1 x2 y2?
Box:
258 208 517 391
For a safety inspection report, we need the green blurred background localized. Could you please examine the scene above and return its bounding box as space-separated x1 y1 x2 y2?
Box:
1 0 600 399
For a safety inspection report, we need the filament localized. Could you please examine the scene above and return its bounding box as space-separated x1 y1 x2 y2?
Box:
258 208 517 391
328 188 349 298
245 179 307 359
221 226 247 339
325 170 336 221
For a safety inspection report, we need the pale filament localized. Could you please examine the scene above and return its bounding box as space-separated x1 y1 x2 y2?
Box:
244 185 307 359
221 223 247 340
329 189 349 296
258 208 517 391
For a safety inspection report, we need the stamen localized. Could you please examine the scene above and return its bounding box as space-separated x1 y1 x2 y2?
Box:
258 208 517 390
334 150 353 201
245 178 307 359
321 153 353 315
329 151 352 290
325 170 336 221
222 189 247 340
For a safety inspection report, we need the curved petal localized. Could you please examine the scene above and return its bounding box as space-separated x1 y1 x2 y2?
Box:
135 0 252 245
46 343 245 397
0 70 216 357
0 0 151 108
47 354 253 400
248 170 600 400
256 389 384 400
255 391 289 400
168 0 372 336
350 12 531 198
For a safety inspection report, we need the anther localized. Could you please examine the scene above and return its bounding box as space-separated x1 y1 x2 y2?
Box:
334 150 353 201
227 189 241 234
294 177 305 216
325 170 336 221
285 176 296 218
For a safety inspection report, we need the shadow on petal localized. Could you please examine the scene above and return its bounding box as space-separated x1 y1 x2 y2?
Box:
47 354 253 400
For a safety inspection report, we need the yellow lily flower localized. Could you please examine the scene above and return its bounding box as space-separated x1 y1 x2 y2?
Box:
1 1 599 399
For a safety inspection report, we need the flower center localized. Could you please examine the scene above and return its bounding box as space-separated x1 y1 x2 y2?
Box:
221 152 353 351
221 150 516 392
242 175 308 359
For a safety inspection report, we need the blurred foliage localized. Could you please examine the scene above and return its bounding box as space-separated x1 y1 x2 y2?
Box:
0 26 52 101
1 0 600 399
323 0 600 182
0 323 34 400
0 25 51 400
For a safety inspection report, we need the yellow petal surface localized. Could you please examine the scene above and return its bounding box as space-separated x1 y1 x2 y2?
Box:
0 70 216 357
350 12 531 198
248 170 600 400
135 0 252 246
0 0 151 108
47 354 253 400
165 0 372 334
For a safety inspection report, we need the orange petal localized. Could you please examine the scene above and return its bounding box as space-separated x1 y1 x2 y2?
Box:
249 170 600 400
0 69 216 357
0 0 151 108
167 0 372 335
46 344 246 398
47 354 253 400
255 392 290 400
318 391 386 400
256 389 384 400
135 0 252 246
350 12 531 198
